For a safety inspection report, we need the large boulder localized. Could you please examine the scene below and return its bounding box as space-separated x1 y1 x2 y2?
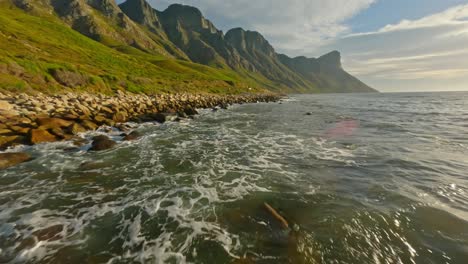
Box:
89 135 116 151
152 113 166 123
37 118 73 129
0 152 32 170
30 129 57 144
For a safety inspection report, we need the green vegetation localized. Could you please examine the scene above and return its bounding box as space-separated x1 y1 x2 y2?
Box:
0 2 268 94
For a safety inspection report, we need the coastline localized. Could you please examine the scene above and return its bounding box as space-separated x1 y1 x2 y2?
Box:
0 91 282 168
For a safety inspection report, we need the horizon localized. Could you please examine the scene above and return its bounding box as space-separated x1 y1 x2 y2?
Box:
116 0 468 93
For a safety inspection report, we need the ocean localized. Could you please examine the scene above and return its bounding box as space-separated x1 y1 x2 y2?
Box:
1 92 467 263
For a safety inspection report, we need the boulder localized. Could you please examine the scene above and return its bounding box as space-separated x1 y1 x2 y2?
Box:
0 135 27 149
112 111 127 123
184 107 198 116
152 113 166 123
36 118 73 129
70 123 86 135
0 152 32 170
123 131 141 141
49 69 88 88
80 120 98 131
0 100 13 110
89 135 116 151
9 125 31 135
30 129 57 144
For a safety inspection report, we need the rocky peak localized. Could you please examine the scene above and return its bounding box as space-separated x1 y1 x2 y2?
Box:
318 50 342 69
226 28 275 57
119 0 161 28
161 4 220 34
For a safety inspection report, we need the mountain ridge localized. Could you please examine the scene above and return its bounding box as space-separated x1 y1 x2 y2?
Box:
0 0 377 94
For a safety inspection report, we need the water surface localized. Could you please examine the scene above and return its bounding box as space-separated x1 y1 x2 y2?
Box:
1 92 468 263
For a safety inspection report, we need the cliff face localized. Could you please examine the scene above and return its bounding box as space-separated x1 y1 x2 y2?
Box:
7 0 377 93
278 51 376 93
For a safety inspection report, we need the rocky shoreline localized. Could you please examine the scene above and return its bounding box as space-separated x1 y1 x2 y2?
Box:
0 91 282 169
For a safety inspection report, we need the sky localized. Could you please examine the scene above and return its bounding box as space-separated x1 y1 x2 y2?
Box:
118 0 468 92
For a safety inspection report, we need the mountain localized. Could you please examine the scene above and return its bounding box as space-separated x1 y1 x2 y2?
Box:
0 0 377 94
278 51 376 93
225 28 314 93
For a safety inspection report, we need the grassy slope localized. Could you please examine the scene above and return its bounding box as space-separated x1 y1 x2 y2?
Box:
0 3 271 94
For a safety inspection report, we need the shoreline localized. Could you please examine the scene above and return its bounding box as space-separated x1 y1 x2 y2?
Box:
0 91 282 168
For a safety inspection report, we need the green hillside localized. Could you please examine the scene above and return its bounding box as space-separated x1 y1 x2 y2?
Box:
0 0 376 94
0 2 267 94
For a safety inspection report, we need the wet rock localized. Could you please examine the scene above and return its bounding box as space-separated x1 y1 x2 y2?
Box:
30 129 57 144
37 118 73 130
123 131 141 141
0 152 32 170
152 113 166 123
89 135 116 151
80 120 98 131
70 123 86 135
0 135 27 149
184 107 198 116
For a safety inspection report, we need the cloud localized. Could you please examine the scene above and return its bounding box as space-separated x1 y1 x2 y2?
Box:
321 4 468 92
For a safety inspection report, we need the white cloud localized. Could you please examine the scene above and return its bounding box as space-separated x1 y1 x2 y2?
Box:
322 4 468 92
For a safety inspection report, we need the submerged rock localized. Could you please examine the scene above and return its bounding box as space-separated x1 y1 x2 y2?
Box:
89 135 116 151
123 131 141 141
0 152 32 170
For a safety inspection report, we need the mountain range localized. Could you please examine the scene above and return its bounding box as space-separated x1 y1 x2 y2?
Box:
0 0 377 94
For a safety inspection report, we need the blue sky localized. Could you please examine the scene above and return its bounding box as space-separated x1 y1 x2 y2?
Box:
117 0 468 92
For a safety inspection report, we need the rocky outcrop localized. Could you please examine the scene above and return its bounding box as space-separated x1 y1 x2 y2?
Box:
278 51 376 93
156 4 242 68
89 135 116 151
225 28 310 92
0 152 32 170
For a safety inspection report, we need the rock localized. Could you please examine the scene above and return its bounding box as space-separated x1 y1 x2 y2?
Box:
184 107 198 116
93 115 108 124
0 152 32 170
9 125 30 135
70 123 86 135
0 109 20 117
112 111 127 123
49 69 87 88
305 112 312 116
0 129 13 135
49 127 67 139
36 118 73 129
123 131 141 141
152 113 166 123
89 135 116 151
0 100 13 110
80 120 98 131
0 135 27 149
30 129 57 144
